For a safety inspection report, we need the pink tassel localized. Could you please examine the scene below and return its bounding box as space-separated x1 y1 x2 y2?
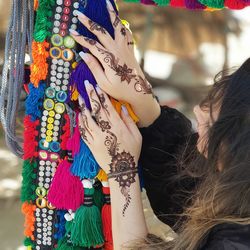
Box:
67 117 81 157
23 115 39 160
47 160 84 211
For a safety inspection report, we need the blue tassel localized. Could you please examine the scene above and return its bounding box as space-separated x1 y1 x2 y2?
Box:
54 210 67 240
70 139 100 179
25 81 46 121
77 0 118 41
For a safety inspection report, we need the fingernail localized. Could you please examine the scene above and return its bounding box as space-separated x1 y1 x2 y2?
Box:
79 51 90 62
106 0 113 10
122 105 129 116
84 80 91 88
95 85 101 93
78 95 85 106
69 29 80 36
75 10 86 19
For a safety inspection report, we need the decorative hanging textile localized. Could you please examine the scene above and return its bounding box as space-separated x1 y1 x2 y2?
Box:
10 0 137 249
125 0 250 9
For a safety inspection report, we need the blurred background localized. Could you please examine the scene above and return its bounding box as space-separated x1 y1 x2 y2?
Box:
1 1 250 249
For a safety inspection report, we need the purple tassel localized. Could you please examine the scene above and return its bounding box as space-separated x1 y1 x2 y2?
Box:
77 0 118 41
68 61 97 110
141 0 156 4
185 0 206 9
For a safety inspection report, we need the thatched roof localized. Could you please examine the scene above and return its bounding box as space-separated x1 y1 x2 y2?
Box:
119 3 241 56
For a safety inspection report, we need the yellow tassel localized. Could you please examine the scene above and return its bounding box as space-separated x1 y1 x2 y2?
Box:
96 169 108 182
71 87 79 101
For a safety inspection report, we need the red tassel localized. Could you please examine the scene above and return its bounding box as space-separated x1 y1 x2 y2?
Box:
48 160 84 211
60 114 71 150
102 186 113 250
23 115 39 160
224 0 246 9
170 0 185 7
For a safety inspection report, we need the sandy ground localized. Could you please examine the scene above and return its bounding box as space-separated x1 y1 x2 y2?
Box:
0 138 173 250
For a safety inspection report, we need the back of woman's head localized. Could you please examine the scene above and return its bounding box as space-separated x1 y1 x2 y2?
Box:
175 58 250 250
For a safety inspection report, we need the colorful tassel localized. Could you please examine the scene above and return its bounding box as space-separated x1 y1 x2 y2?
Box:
23 116 39 160
70 139 100 179
185 0 206 9
60 114 71 151
21 160 37 202
54 210 67 240
30 41 49 87
197 0 224 8
102 186 113 250
33 0 54 42
21 202 36 240
152 0 170 6
77 0 118 41
140 0 156 4
110 98 139 123
96 169 108 182
224 0 246 9
68 61 97 110
48 160 84 211
170 0 185 7
93 180 104 210
67 121 81 157
25 82 46 121
70 185 104 248
23 237 34 247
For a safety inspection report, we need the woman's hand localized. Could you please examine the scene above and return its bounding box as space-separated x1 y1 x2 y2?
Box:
78 81 148 247
70 0 161 127
78 80 142 214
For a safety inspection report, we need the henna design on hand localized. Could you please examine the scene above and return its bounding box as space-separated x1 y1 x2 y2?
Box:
108 151 137 216
90 89 111 132
84 37 97 46
88 20 106 34
105 130 119 156
79 103 91 143
116 63 135 83
113 15 120 28
99 93 110 116
120 27 126 37
95 45 136 84
134 76 153 95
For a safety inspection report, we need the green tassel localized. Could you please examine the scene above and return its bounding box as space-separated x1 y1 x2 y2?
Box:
33 0 55 42
198 0 224 8
23 237 34 247
56 236 83 250
70 188 104 248
20 160 37 202
93 182 104 210
153 0 170 6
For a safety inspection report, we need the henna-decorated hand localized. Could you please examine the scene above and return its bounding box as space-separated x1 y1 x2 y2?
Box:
78 80 142 215
70 0 161 127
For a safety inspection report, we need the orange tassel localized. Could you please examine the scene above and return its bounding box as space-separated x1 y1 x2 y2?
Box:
34 0 39 10
110 98 139 123
30 41 49 87
21 202 36 240
102 187 113 250
96 169 108 182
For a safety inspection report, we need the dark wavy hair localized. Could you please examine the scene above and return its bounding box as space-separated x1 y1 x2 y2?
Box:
126 58 250 250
